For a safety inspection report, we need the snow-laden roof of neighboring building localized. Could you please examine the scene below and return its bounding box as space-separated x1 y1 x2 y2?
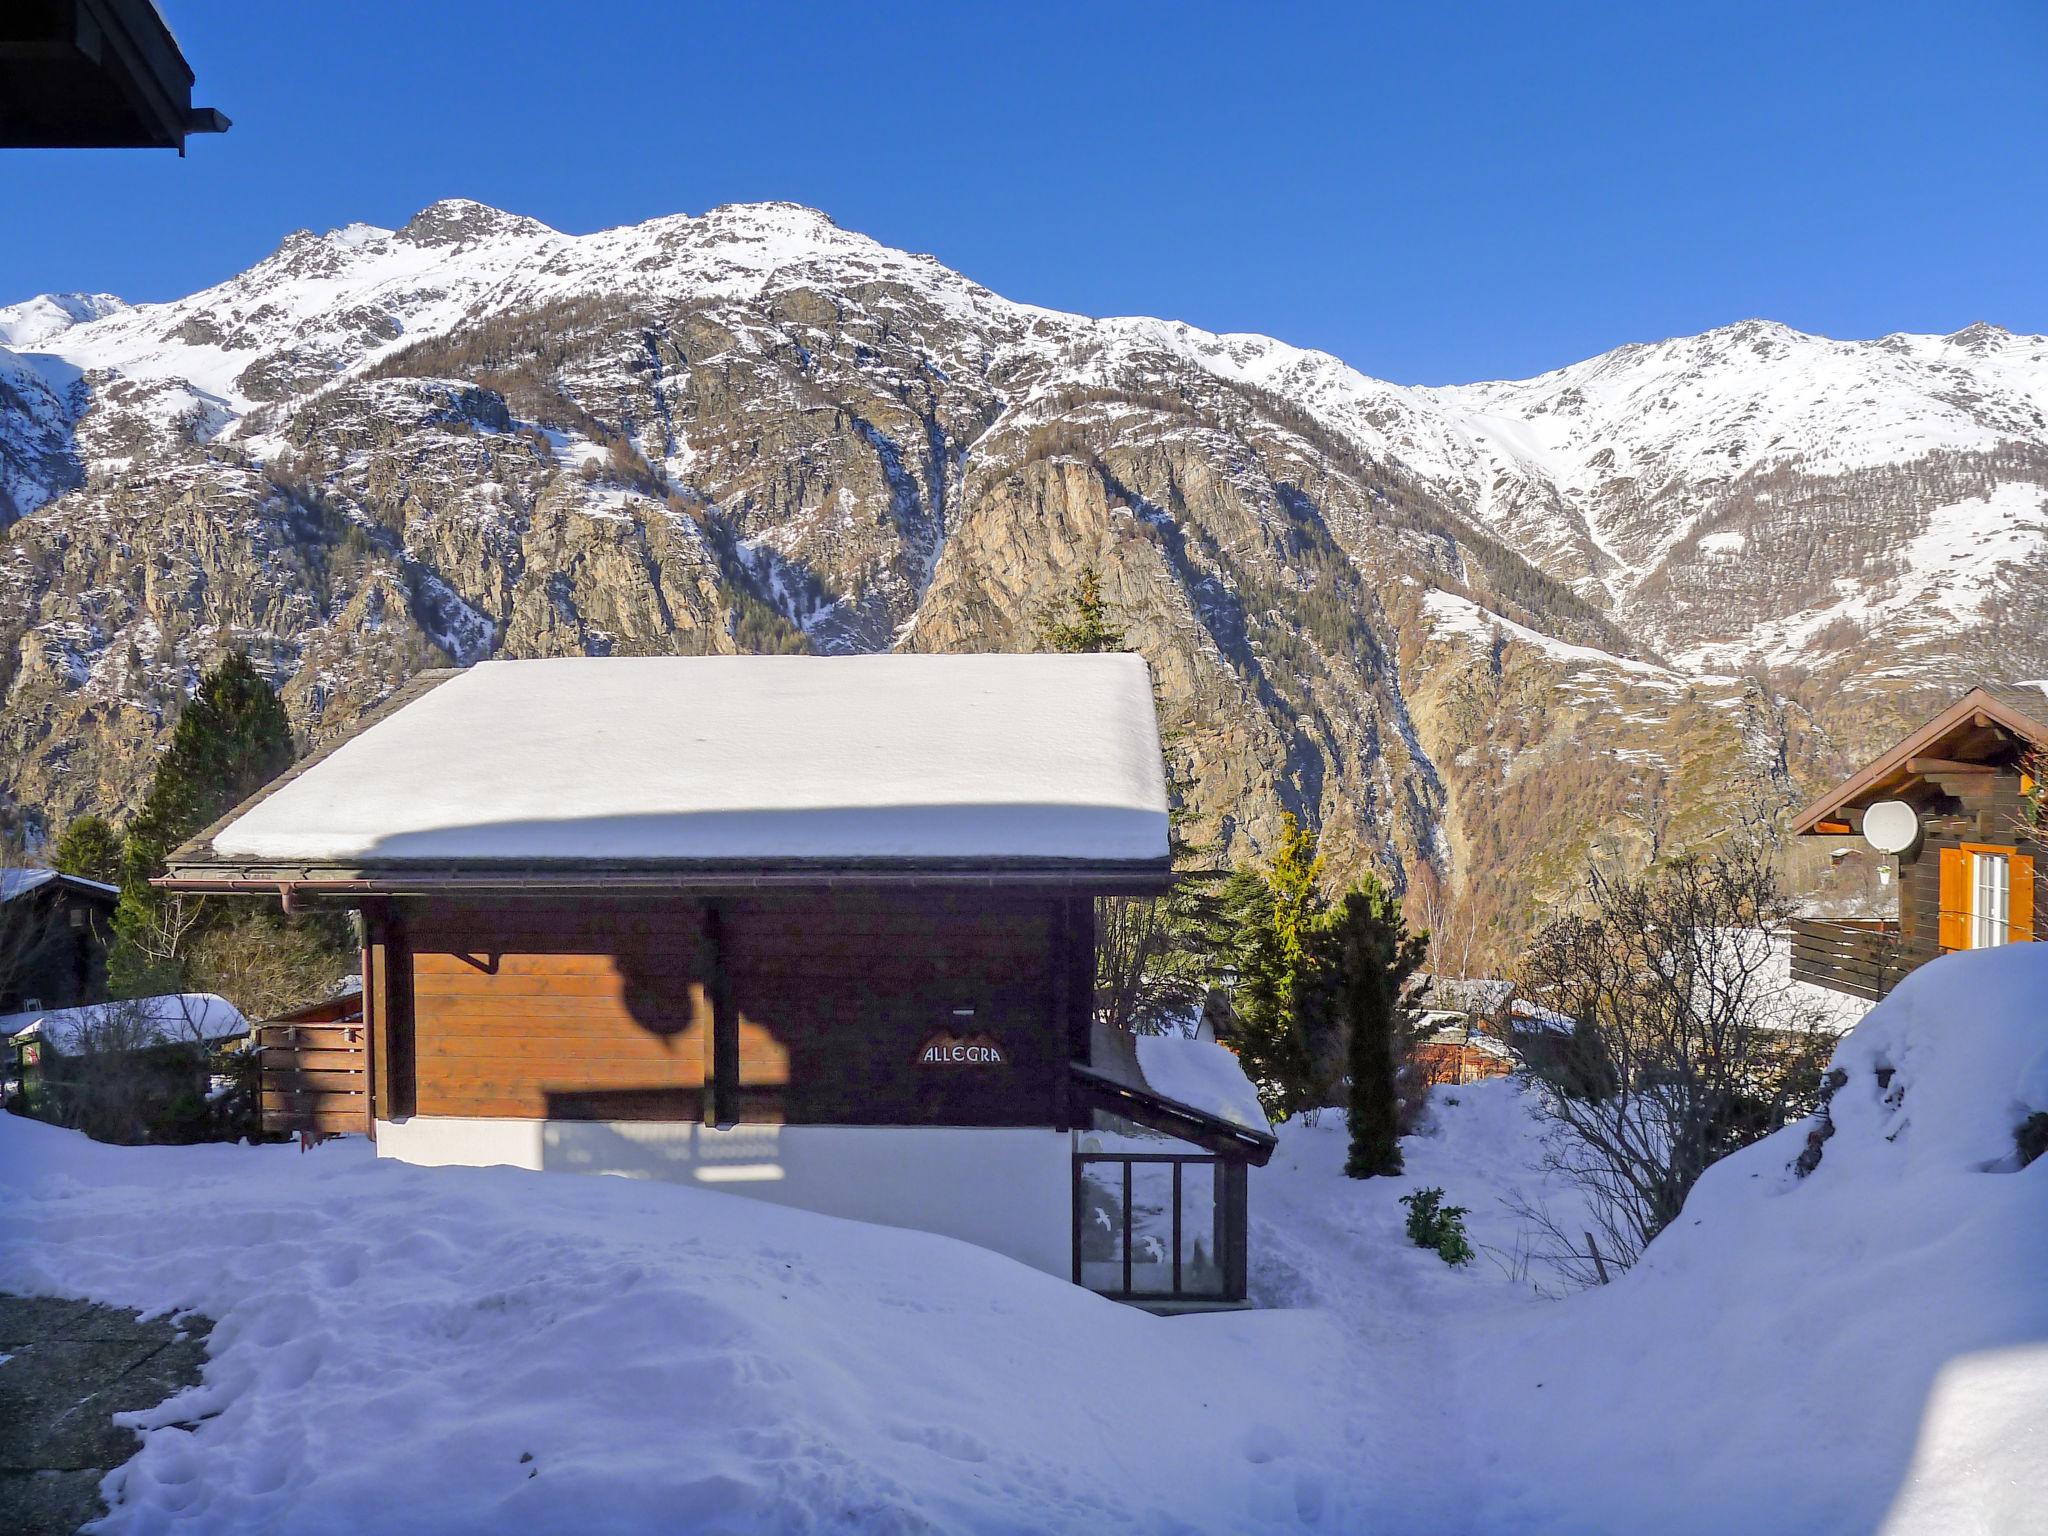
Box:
0 868 118 903
1416 973 1516 1017
3 993 247 1052
197 655 1170 871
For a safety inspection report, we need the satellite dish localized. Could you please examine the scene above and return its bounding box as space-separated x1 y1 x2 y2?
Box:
1862 799 1919 855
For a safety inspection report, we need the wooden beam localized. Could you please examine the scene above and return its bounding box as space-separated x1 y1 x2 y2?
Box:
1905 756 1997 775
363 899 391 1123
1052 894 1095 1129
387 904 416 1119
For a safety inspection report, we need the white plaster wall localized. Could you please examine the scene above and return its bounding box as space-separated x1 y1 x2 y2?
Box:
375 1117 1075 1278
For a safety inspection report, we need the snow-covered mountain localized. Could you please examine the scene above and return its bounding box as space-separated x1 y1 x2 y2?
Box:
2 199 2041 950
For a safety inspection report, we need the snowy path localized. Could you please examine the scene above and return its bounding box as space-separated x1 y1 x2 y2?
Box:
1248 1099 1603 1531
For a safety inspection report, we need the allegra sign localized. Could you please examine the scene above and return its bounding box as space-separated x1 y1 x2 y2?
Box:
915 1030 1008 1068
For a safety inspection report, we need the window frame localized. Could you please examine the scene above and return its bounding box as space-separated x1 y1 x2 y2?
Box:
1073 1149 1247 1302
1962 842 2014 949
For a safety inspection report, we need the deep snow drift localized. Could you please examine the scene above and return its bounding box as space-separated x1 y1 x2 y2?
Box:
1 945 2042 1534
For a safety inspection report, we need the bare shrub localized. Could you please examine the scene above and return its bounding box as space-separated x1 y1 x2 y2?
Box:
1510 834 1834 1275
32 996 254 1145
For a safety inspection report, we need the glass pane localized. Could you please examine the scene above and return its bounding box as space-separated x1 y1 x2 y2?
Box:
1128 1163 1175 1294
1178 1161 1226 1296
1077 1161 1125 1292
1973 854 2010 948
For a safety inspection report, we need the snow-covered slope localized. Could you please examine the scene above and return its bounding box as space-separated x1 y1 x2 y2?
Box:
3 945 2039 1533
0 291 128 349
2 201 1041 421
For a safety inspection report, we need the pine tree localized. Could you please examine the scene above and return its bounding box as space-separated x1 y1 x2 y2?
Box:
1224 814 1329 1120
113 651 295 990
1322 876 1428 1178
1036 565 1127 654
50 815 123 885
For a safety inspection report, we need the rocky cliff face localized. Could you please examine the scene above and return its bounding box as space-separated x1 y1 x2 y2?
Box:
1 200 2042 954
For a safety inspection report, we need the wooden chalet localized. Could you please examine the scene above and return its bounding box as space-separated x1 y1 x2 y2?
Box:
161 655 1274 1304
0 868 118 1015
1790 684 2044 1001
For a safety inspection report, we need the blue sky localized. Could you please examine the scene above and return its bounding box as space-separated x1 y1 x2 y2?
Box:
3 0 2044 384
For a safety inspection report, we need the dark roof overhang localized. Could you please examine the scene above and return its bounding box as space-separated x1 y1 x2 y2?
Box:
0 0 229 151
155 857 1173 898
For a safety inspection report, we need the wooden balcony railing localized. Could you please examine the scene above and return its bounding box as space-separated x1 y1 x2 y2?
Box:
1788 918 1931 1003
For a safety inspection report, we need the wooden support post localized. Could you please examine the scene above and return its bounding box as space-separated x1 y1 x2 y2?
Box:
365 899 416 1123
1586 1231 1611 1285
387 904 416 1119
703 903 737 1128
1222 1159 1249 1302
1051 893 1095 1130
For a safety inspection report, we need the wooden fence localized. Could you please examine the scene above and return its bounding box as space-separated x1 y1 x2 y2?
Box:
256 1003 369 1135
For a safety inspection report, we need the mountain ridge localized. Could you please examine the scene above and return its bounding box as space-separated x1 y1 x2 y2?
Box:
2 198 2043 957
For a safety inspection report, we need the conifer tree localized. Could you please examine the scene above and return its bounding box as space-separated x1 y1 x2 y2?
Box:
1321 875 1428 1177
1223 814 1329 1119
1035 565 1127 655
113 652 295 990
50 815 123 885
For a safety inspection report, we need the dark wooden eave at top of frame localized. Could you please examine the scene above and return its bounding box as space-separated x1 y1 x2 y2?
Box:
1 0 230 150
154 855 1173 897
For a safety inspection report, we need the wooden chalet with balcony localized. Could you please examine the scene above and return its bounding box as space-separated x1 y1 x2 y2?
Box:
1790 684 2044 1001
158 654 1274 1305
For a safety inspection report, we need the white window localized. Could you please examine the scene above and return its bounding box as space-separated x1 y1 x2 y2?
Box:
1971 850 2011 949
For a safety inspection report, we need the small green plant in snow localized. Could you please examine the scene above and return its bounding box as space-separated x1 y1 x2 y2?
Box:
1399 1186 1474 1267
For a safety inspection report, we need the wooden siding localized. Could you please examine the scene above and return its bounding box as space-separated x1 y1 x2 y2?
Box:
406 899 715 1121
1411 1039 1514 1087
1798 770 2042 1001
1898 773 2043 957
0 883 115 1015
1788 919 1926 1003
721 890 1062 1126
390 890 1073 1127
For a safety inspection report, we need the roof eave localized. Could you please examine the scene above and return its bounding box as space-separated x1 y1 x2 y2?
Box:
1790 687 2045 837
156 856 1174 897
1069 1062 1278 1165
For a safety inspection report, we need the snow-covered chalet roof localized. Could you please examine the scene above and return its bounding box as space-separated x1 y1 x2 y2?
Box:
0 868 119 903
175 655 1170 880
3 993 247 1053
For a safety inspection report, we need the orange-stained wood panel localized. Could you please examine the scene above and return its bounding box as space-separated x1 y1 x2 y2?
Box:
396 890 1070 1128
407 897 719 1118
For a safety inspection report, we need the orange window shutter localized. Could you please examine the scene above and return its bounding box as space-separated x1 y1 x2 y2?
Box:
2013 855 2035 942
1938 847 1969 950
